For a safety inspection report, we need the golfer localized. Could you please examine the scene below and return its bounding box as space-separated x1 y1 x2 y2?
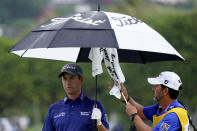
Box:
109 71 190 131
43 63 109 131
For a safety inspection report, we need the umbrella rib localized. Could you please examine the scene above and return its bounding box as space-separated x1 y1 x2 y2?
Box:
21 49 29 57
46 30 61 49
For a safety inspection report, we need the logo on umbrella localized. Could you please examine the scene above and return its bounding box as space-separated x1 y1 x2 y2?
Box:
111 16 142 27
72 13 106 26
41 13 106 28
41 17 70 28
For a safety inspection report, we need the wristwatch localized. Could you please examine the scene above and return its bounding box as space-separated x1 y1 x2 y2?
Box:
129 113 138 121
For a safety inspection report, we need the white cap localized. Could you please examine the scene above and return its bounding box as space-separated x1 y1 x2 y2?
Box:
147 71 182 91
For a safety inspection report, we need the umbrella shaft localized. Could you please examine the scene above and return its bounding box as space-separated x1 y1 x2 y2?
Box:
97 0 100 11
94 75 98 108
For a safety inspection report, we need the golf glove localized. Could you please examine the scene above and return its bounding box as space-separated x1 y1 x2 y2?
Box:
91 108 102 126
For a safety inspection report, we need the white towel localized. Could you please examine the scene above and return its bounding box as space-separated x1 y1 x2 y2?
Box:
102 48 125 99
88 48 125 99
109 81 122 99
88 48 104 77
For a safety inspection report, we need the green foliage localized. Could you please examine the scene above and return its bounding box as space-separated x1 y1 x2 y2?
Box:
0 0 46 24
55 5 75 15
125 0 141 7
27 124 42 131
0 38 63 116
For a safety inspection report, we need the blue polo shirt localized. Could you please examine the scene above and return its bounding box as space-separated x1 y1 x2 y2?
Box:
42 93 109 131
143 100 183 131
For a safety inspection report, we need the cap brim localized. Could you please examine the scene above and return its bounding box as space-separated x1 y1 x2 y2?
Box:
58 71 78 77
147 78 162 85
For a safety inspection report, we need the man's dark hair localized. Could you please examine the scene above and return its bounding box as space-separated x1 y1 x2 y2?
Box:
161 84 183 99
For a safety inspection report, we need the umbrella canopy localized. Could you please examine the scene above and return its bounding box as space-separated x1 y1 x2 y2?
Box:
9 11 184 63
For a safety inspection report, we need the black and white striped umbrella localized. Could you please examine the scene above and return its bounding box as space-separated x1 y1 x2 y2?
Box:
9 11 184 63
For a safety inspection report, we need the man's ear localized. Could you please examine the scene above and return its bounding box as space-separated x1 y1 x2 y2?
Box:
80 77 84 83
164 88 169 95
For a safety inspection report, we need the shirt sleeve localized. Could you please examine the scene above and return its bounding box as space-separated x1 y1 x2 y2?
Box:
42 108 55 131
152 112 182 131
143 104 158 122
97 101 109 129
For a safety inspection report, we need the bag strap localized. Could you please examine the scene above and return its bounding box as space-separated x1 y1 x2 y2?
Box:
178 100 197 131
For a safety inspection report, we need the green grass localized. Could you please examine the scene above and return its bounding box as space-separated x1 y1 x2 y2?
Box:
27 124 43 131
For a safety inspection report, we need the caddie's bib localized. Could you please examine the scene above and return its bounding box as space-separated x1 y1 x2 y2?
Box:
153 108 190 131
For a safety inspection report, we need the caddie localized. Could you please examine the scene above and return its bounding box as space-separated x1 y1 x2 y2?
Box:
109 71 190 131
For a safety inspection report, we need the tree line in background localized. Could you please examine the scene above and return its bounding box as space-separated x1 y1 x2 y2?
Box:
0 0 46 24
0 1 197 129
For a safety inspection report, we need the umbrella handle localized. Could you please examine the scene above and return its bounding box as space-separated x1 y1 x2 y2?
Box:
121 92 128 104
